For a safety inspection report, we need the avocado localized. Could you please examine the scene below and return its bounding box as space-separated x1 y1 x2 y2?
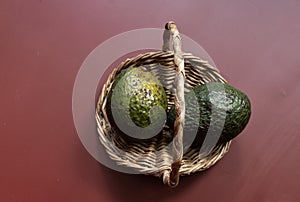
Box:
167 82 251 148
107 68 168 140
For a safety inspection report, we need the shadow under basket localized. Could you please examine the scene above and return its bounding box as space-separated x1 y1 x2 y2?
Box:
95 22 231 187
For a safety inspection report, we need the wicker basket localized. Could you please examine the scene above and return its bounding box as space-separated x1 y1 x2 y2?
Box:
96 22 231 187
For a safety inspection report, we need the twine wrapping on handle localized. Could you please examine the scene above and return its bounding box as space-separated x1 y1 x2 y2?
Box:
162 21 185 187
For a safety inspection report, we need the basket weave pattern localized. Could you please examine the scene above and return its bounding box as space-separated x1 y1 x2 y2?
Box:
96 22 231 187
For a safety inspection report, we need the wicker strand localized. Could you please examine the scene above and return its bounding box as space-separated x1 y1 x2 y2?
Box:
161 21 185 187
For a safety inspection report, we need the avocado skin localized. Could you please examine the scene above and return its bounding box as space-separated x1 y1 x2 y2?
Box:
106 68 168 139
167 82 251 147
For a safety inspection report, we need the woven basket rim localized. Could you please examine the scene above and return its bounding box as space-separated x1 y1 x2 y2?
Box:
95 50 231 178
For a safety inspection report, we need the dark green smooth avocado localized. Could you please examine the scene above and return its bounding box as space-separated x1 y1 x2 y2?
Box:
167 82 251 147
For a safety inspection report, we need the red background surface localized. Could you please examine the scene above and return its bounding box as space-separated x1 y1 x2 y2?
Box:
1 0 300 201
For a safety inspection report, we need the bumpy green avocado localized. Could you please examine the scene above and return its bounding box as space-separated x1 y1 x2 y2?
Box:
107 68 168 139
167 82 251 147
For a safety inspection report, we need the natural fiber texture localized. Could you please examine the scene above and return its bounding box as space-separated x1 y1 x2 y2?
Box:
95 52 231 179
162 22 185 187
95 21 231 187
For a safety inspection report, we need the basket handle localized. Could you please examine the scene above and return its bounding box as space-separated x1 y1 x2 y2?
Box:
162 21 185 187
